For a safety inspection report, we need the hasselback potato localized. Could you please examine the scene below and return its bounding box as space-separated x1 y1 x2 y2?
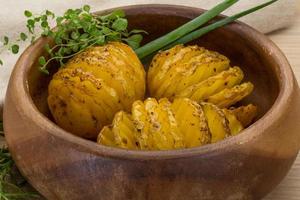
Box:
48 42 146 139
97 98 257 150
148 45 253 107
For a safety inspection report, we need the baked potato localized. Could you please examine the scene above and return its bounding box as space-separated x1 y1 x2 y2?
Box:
147 45 253 107
48 42 146 139
97 98 257 150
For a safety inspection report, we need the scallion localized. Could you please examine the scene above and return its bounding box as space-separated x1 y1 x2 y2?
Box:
165 0 278 48
135 0 239 59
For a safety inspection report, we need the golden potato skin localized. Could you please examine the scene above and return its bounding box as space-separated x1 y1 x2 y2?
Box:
172 98 210 147
180 66 244 102
148 45 230 99
222 109 243 135
206 82 254 108
98 98 190 150
48 42 146 139
229 104 258 127
110 111 139 149
97 98 254 150
201 103 230 143
97 126 115 147
147 45 253 108
131 100 153 150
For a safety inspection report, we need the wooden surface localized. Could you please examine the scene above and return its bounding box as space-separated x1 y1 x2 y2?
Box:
265 7 300 200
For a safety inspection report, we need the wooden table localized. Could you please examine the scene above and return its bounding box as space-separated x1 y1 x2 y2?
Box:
265 9 300 200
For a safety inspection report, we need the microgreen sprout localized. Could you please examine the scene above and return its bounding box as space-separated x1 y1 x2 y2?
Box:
0 5 147 74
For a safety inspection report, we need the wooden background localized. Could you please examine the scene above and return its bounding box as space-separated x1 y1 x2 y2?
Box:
265 5 300 200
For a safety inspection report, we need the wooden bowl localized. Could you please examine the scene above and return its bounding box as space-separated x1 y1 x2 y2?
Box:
3 5 300 200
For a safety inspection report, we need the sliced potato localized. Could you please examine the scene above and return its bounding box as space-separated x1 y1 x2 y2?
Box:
111 111 139 150
131 100 153 150
206 82 254 108
222 109 244 135
148 45 231 100
159 98 185 149
172 98 211 147
98 126 115 147
229 104 258 127
48 42 146 139
178 67 244 102
64 61 132 109
145 98 175 150
97 98 255 150
154 46 204 98
147 45 254 111
201 103 230 143
148 45 185 95
174 49 230 94
148 45 184 85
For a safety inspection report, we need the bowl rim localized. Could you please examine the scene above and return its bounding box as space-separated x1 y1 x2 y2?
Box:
6 4 296 160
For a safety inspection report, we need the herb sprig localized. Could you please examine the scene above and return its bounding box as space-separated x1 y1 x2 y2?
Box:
0 148 40 200
0 122 40 200
0 5 146 74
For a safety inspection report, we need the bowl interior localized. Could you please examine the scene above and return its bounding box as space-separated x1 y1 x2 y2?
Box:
27 5 280 138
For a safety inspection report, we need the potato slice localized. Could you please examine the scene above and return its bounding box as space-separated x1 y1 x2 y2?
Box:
63 62 132 110
174 49 230 94
154 46 203 98
229 104 258 127
172 98 211 147
148 45 231 100
178 67 244 102
69 42 145 103
131 100 153 150
98 126 115 147
201 103 230 143
148 45 184 85
206 82 254 108
145 98 175 150
222 109 244 135
107 42 145 100
148 45 185 94
111 111 139 150
159 98 184 149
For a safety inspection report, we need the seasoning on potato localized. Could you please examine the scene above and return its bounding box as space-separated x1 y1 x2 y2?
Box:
48 42 146 139
97 98 257 150
147 45 253 107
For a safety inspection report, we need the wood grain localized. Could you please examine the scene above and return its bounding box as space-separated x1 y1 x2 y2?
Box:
265 6 300 200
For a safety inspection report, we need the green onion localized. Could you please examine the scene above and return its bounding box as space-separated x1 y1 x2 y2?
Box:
165 0 278 48
135 0 239 59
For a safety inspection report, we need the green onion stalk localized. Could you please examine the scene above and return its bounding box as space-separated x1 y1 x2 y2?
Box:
135 0 239 59
136 0 279 59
